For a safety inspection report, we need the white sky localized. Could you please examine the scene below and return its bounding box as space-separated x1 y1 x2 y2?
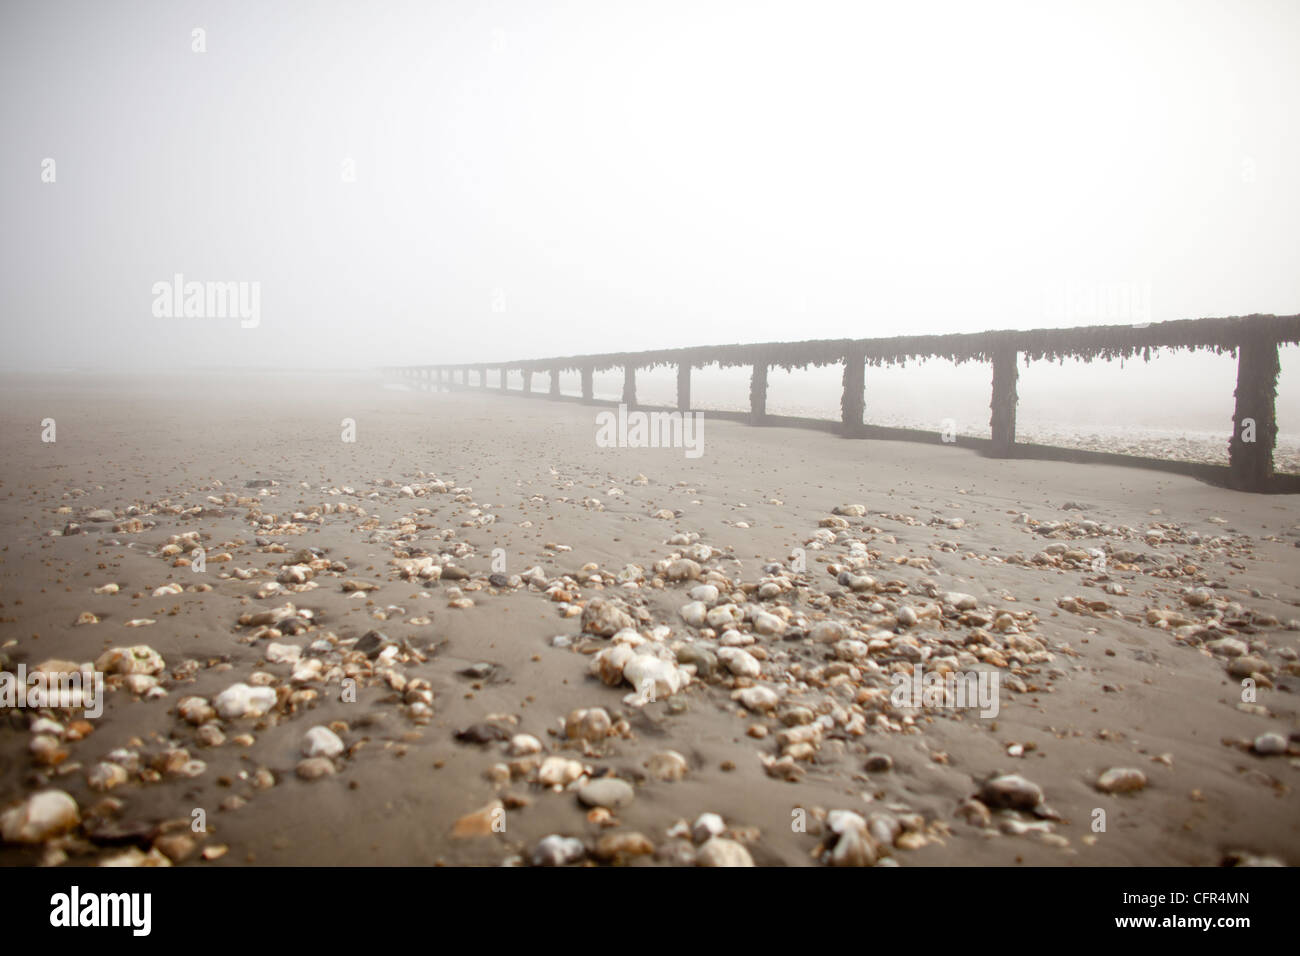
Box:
1 0 1297 372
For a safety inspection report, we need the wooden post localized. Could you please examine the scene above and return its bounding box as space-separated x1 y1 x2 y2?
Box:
550 366 561 398
500 367 509 391
989 346 1018 457
750 362 768 424
1229 337 1280 491
522 369 532 394
581 365 594 401
841 347 866 438
677 362 691 411
480 367 487 388
622 364 637 407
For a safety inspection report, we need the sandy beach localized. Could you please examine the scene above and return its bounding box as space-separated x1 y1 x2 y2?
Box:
0 369 1295 867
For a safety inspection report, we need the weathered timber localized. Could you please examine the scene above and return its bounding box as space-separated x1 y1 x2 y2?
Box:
990 346 1018 457
397 314 1300 492
1230 337 1280 491
750 363 769 424
622 364 636 407
841 347 865 438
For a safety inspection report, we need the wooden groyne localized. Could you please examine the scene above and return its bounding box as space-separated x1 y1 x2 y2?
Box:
384 314 1300 492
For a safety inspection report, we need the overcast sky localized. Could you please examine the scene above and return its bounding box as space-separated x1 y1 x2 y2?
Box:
1 0 1297 371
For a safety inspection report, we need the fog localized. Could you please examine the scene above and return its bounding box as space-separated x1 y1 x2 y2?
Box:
2 0 1297 409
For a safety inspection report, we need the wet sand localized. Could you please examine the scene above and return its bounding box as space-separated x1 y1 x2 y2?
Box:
1 370 1297 867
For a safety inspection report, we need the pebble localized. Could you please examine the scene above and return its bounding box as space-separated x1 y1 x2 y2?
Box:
732 685 780 712
675 644 717 678
577 777 635 809
691 812 726 843
564 707 612 742
177 696 216 725
295 757 335 780
1252 732 1287 756
354 630 395 658
302 726 345 758
679 601 708 627
100 848 172 867
87 762 129 791
214 682 278 719
827 823 878 867
582 599 636 636
451 800 504 838
1096 768 1147 794
696 837 754 867
688 584 719 605
594 831 655 862
979 774 1044 811
153 833 197 863
864 753 893 773
531 835 585 867
665 558 702 581
810 620 850 643
0 791 80 843
941 591 979 610
508 734 543 756
30 735 67 766
1228 655 1273 678
95 645 165 676
1205 637 1249 657
621 654 690 698
706 604 744 629
456 722 509 745
538 756 585 788
266 642 302 663
646 750 689 782
717 646 761 678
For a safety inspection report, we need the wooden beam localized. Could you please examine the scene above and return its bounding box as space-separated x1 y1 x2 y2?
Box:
750 362 768 424
1229 337 1280 491
989 346 1018 457
841 347 865 437
622 364 637 407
